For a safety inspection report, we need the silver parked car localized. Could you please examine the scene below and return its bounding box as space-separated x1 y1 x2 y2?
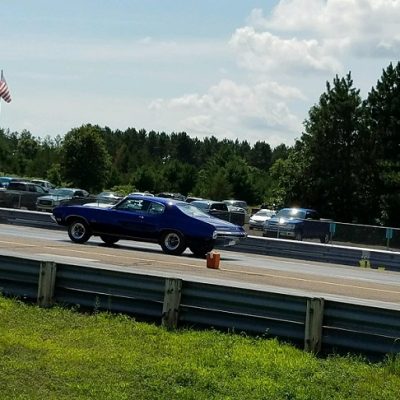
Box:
36 188 89 212
249 209 275 230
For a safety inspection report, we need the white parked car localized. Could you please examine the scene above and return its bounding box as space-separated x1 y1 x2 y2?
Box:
249 209 275 230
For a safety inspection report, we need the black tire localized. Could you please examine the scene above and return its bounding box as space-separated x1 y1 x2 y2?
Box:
67 219 91 244
100 235 119 245
189 240 214 258
294 231 303 241
160 231 186 255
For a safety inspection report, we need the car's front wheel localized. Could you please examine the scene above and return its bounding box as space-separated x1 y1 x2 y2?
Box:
160 231 186 255
100 235 119 245
189 240 214 258
68 219 91 244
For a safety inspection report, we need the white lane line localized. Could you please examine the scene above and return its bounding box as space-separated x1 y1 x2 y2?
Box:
0 240 36 247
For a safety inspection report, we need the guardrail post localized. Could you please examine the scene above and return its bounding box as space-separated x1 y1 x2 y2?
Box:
304 297 324 354
37 261 57 307
162 278 182 329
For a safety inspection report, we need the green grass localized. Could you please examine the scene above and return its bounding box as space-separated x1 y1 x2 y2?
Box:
0 297 399 399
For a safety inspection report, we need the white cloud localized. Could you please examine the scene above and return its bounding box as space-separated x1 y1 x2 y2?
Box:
147 79 303 146
229 27 341 74
246 1 400 58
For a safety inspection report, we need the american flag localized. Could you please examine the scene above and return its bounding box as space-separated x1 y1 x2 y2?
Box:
0 70 11 103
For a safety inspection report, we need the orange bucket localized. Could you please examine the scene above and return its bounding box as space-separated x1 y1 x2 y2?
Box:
206 252 220 269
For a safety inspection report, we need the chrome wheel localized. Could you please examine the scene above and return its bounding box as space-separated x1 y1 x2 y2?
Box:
160 231 186 255
68 220 91 243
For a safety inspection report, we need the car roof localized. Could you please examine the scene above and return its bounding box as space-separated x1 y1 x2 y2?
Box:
126 195 183 205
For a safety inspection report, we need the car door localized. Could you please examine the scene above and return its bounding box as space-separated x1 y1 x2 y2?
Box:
137 200 165 239
304 210 321 238
110 198 153 238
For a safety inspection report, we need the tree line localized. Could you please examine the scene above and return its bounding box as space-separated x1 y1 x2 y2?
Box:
1 62 399 227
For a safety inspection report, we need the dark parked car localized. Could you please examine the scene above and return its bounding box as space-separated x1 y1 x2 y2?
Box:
36 188 89 212
191 200 246 226
0 181 49 210
262 207 331 243
156 192 186 201
52 195 247 257
30 179 56 192
223 199 248 211
191 200 229 213
95 191 124 203
0 176 13 188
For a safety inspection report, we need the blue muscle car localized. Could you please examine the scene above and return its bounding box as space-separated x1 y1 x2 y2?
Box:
52 195 247 256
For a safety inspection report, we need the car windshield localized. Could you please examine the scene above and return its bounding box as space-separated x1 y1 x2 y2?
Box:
176 202 210 218
52 189 74 196
276 208 306 219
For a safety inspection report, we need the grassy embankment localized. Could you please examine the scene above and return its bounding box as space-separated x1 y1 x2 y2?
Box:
0 296 399 400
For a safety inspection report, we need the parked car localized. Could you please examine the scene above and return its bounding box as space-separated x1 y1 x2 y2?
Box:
129 192 154 197
52 195 247 257
81 191 125 208
30 179 56 192
95 191 124 203
156 192 186 201
262 207 331 243
0 177 13 188
191 200 229 213
36 188 89 212
249 209 275 230
191 199 246 226
223 199 248 211
185 196 203 203
0 181 49 210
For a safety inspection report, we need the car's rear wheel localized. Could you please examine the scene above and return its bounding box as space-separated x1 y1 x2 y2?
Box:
100 235 119 245
160 231 186 255
68 219 91 244
189 240 214 258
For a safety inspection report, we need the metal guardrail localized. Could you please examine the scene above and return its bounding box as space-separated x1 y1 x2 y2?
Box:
1 208 400 271
0 254 399 358
0 208 62 229
229 236 400 272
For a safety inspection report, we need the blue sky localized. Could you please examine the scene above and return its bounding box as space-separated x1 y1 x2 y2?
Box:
1 1 398 146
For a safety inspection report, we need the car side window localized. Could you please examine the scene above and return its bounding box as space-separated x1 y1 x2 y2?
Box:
147 202 165 215
116 199 150 212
